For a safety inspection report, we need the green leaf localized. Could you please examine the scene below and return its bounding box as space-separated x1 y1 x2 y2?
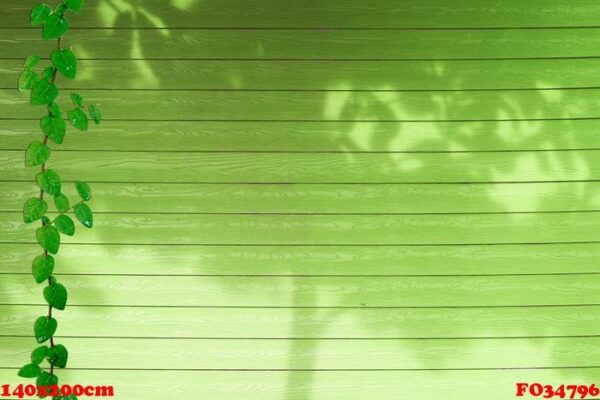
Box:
43 13 69 40
31 346 48 364
75 181 92 201
24 54 41 69
34 316 58 343
23 197 48 223
36 225 60 254
71 92 84 107
68 108 88 131
42 66 54 81
31 3 52 25
40 114 66 144
18 363 42 378
65 0 84 13
73 203 93 228
36 370 58 388
52 49 77 79
54 214 75 236
48 102 61 116
54 194 70 213
32 254 54 284
31 78 58 106
25 140 51 167
88 104 102 125
36 169 61 195
55 3 68 15
18 69 39 91
41 215 51 226
44 282 68 310
46 344 68 368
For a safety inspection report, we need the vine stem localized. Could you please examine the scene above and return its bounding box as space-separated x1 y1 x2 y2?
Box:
38 35 61 380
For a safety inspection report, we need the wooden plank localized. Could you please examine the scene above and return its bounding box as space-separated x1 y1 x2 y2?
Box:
2 211 600 245
2 272 600 307
3 0 600 29
2 336 600 370
4 118 600 152
1 369 596 400
2 181 599 214
3 28 600 60
1 305 599 339
4 88 600 121
5 59 600 91
2 242 600 276
2 149 600 183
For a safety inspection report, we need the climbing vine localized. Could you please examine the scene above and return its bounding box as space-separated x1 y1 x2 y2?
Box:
16 1 102 398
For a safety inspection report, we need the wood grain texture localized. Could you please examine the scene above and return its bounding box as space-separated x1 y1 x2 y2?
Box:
2 149 600 183
6 59 600 91
2 304 600 339
2 181 599 214
2 336 600 370
2 211 600 245
2 242 600 276
3 0 600 28
4 88 600 121
3 272 600 307
3 29 600 59
4 119 600 152
2 0 598 397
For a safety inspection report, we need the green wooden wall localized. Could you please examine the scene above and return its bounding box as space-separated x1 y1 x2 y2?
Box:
2 0 600 398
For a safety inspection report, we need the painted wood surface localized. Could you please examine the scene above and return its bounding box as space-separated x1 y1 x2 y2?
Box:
1 0 599 399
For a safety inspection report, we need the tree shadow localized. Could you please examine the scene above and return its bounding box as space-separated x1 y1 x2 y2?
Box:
6 0 600 398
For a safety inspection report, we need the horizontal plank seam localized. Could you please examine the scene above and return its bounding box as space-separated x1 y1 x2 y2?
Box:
3 272 600 277
6 56 600 61
3 241 600 247
9 86 600 93
5 148 600 154
9 26 600 30
1 366 599 371
3 303 600 309
2 210 600 216
4 179 600 185
2 179 599 186
3 334 600 340
3 117 600 123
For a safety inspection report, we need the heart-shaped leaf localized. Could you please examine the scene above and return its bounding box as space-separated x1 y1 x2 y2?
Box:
25 140 51 167
24 54 41 69
31 346 48 365
23 197 48 223
32 254 54 284
36 169 61 195
68 108 88 131
18 69 39 91
51 48 77 79
54 194 70 213
73 202 93 228
75 180 92 201
43 13 69 40
44 282 68 310
34 316 58 343
36 225 60 254
31 79 58 106
71 92 84 107
40 114 66 144
36 370 58 387
65 0 84 13
54 214 75 236
18 363 42 378
31 3 52 25
88 104 102 124
46 344 69 368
